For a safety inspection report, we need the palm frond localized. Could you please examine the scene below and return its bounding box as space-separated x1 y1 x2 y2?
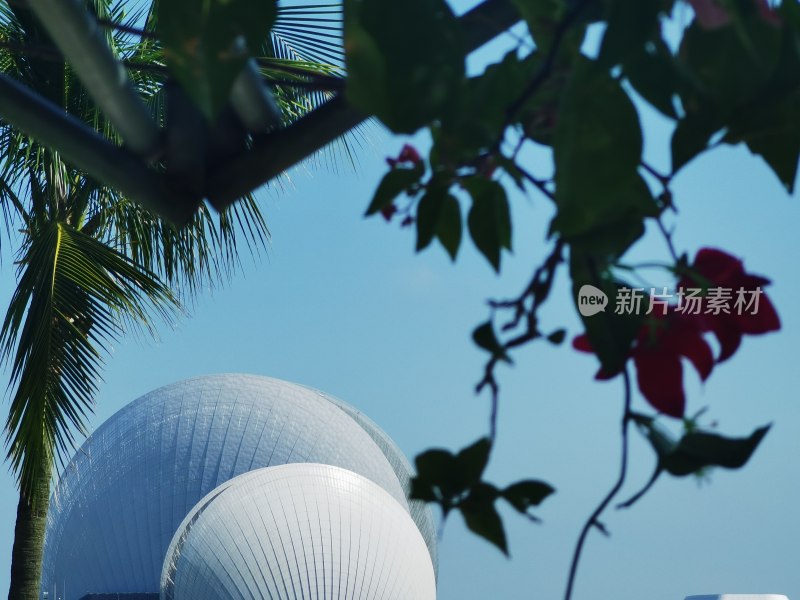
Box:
82 187 270 300
273 2 344 68
0 219 181 498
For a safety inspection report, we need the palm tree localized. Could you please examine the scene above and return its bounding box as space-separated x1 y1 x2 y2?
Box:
0 1 347 598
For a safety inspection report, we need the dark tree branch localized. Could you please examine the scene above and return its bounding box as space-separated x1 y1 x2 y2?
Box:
655 216 680 263
640 160 671 187
640 160 680 263
617 465 661 510
478 239 565 440
499 0 596 143
515 163 555 201
564 367 632 600
489 238 565 332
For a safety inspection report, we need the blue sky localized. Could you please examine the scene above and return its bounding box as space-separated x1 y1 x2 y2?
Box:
1 2 799 599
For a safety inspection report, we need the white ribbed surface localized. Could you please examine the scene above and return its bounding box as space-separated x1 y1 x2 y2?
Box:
161 464 436 600
41 374 417 600
322 393 438 576
685 596 789 600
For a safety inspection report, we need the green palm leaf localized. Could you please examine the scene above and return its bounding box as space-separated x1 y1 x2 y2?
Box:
0 220 181 498
82 187 269 298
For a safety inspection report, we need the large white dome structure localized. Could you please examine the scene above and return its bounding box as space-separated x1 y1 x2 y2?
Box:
41 374 437 600
161 464 436 600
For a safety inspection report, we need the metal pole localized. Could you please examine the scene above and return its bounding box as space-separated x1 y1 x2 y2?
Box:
206 94 363 210
23 0 162 159
230 37 283 133
0 74 195 225
230 61 282 133
206 0 522 211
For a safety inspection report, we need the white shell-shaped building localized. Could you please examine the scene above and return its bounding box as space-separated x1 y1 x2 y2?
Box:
41 374 437 600
161 464 436 600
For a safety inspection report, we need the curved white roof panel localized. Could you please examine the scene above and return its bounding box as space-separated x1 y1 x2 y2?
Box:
41 374 429 599
161 464 436 600
320 392 439 575
685 596 789 600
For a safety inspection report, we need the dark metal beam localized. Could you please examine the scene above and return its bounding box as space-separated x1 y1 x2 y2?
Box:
230 54 283 133
0 74 196 225
206 95 364 210
24 0 162 159
206 0 521 211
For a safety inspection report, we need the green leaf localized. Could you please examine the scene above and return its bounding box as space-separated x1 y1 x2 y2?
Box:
635 418 771 478
502 479 555 514
724 23 800 192
414 448 455 486
412 448 456 505
411 437 492 504
460 484 508 556
462 504 508 554
779 0 800 27
437 194 462 260
409 476 439 503
464 177 512 272
568 211 647 264
725 88 800 193
510 0 565 50
554 171 657 243
552 58 645 240
416 187 445 251
622 38 680 119
678 18 781 112
345 0 465 133
472 321 510 363
158 0 278 119
662 425 771 477
671 112 721 174
599 0 661 68
365 166 423 216
343 24 390 119
455 437 492 486
436 51 541 159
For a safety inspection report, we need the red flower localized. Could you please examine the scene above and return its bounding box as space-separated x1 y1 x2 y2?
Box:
398 144 422 165
386 144 423 169
379 204 397 222
754 0 781 26
688 0 732 29
679 247 780 361
689 0 780 29
574 311 713 418
573 247 780 419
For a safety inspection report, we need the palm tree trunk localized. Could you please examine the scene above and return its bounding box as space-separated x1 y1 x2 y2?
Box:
8 456 51 600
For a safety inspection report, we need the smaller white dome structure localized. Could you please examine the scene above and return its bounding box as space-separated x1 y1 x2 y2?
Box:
161 463 437 600
685 596 789 600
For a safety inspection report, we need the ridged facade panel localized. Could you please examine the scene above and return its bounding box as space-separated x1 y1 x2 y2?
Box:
42 375 417 599
161 464 437 600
